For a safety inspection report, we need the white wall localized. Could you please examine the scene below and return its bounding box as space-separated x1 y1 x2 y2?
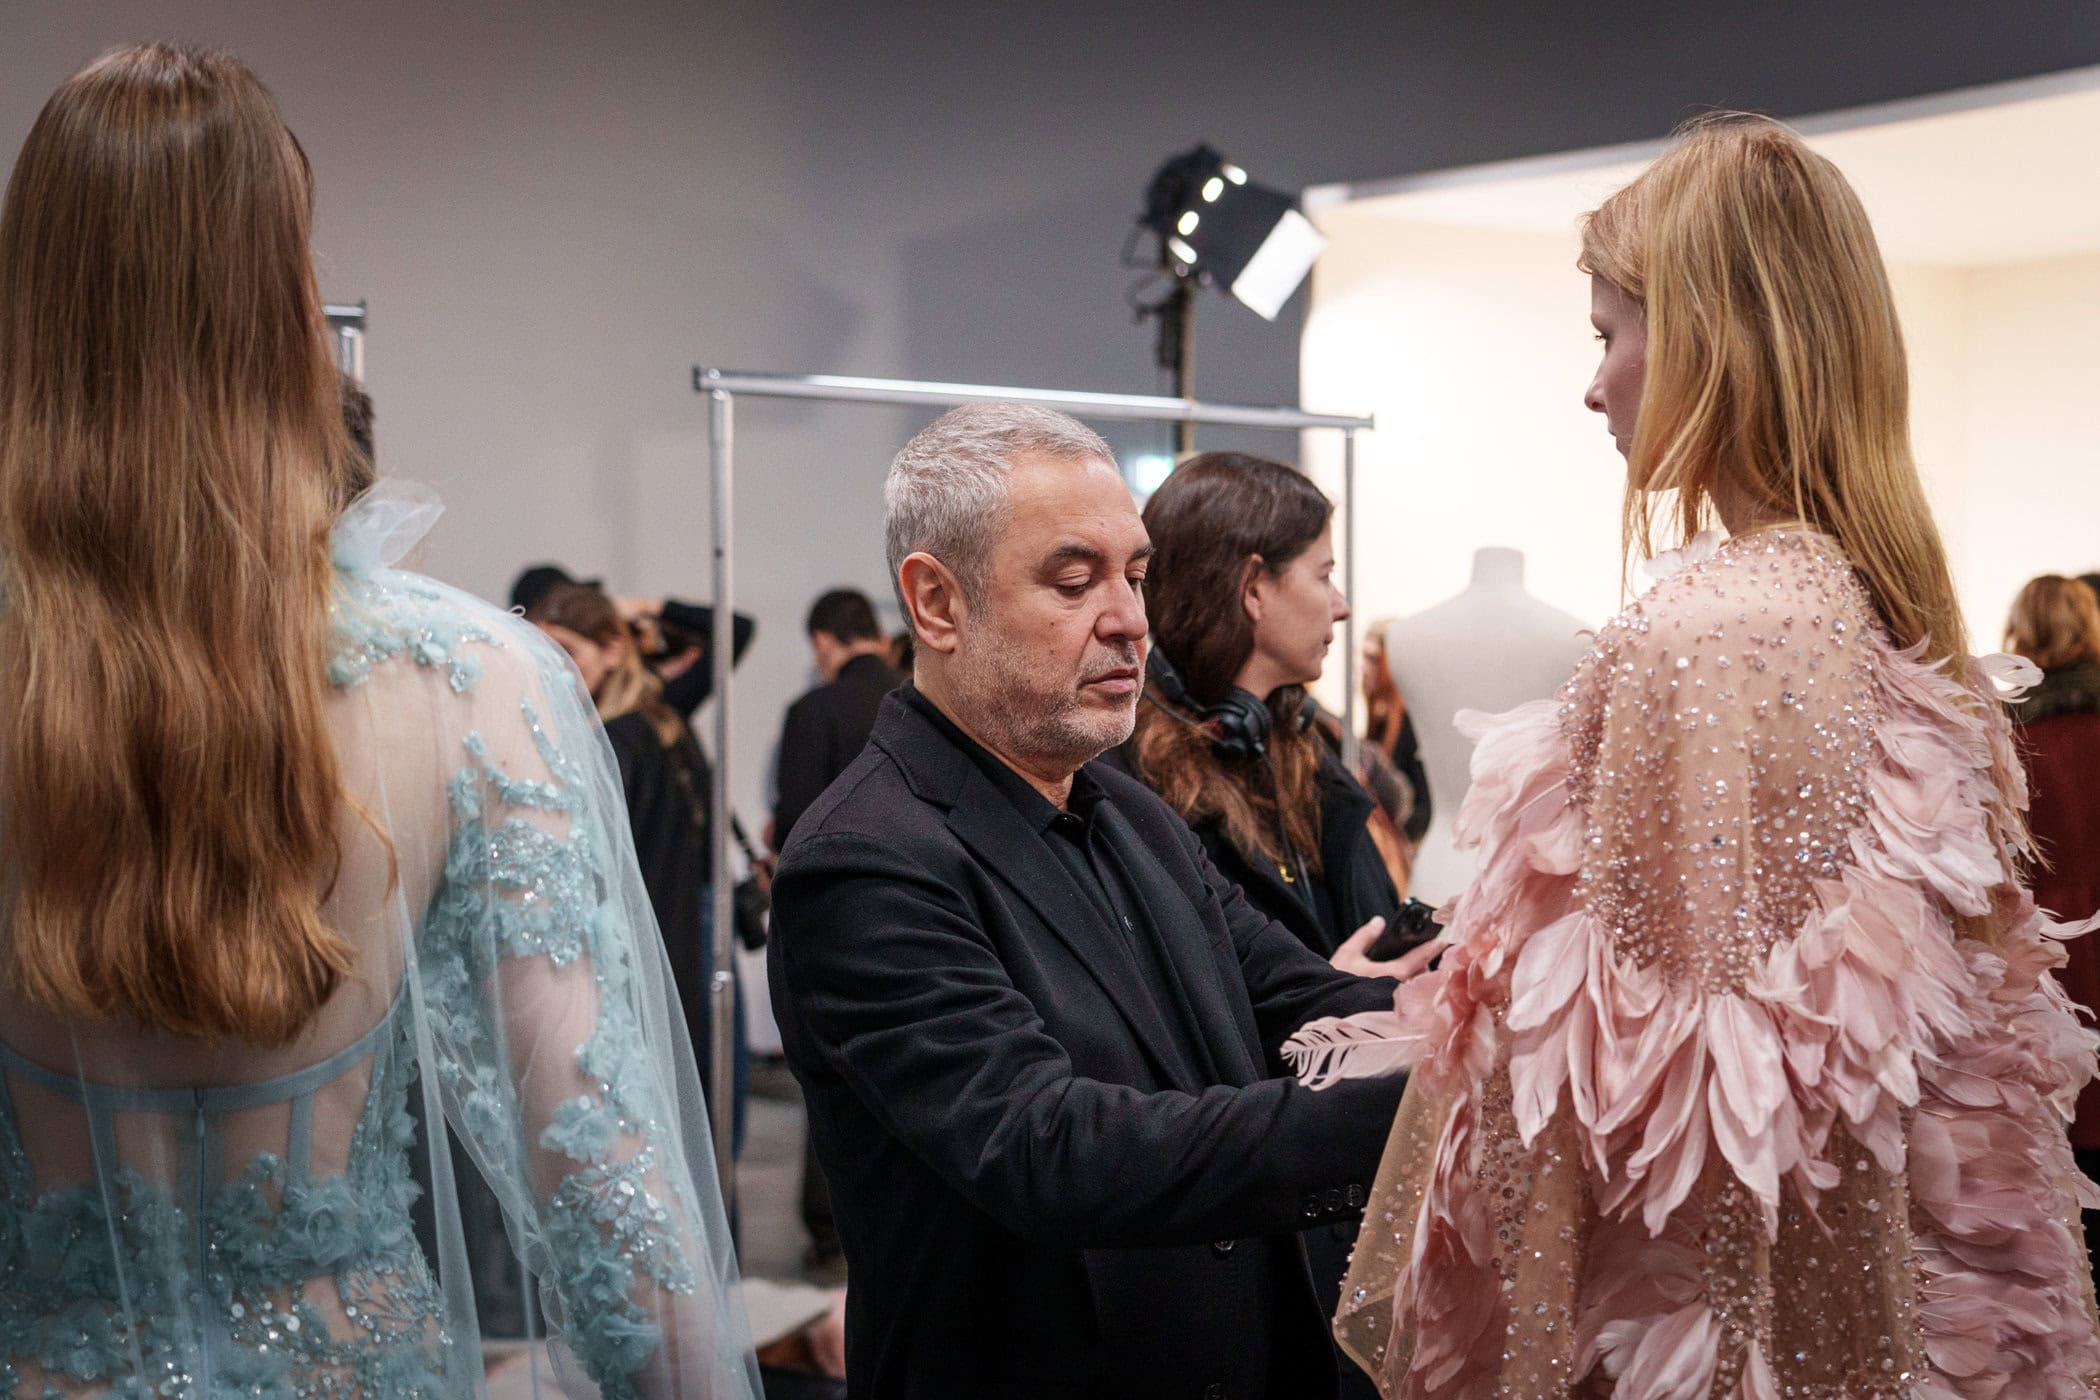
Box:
1303 213 2100 673
1958 253 2100 642
1300 211 1643 643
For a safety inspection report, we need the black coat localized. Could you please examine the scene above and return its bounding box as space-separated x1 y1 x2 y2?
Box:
772 651 902 846
769 690 1403 1400
603 714 713 1057
1104 742 1403 961
1103 738 1404 1400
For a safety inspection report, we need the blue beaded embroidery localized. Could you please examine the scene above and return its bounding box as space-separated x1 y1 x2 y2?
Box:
0 564 694 1399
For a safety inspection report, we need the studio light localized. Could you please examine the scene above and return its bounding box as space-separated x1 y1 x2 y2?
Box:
1127 144 1326 452
1137 144 1324 320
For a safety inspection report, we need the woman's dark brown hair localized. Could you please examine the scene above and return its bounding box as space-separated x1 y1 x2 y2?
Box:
1134 452 1333 870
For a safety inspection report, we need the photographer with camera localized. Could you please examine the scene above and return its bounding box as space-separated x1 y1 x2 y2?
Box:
510 564 755 720
1104 451 1436 1400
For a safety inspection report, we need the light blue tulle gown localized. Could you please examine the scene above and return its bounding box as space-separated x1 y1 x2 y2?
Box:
0 487 760 1399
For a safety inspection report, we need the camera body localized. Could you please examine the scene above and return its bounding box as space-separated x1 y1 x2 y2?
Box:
1366 897 1443 962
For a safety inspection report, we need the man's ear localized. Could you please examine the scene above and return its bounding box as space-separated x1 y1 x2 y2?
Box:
898 553 967 656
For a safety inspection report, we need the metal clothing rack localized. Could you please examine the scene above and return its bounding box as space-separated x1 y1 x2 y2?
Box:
690 367 1376 1204
324 302 366 382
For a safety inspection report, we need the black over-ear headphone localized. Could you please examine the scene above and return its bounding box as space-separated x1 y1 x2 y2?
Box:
1145 648 1312 760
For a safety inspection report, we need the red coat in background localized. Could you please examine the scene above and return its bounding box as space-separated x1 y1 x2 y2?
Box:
2015 661 2100 1148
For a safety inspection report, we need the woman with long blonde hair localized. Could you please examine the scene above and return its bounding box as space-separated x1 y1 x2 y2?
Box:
0 45 757 1397
1286 114 2100 1397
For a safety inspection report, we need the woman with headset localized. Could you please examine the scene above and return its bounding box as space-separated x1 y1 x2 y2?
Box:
1113 452 1432 974
1106 450 1431 1400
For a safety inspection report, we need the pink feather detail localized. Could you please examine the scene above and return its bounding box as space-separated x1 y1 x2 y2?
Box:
1312 600 2100 1396
1280 1010 1417 1089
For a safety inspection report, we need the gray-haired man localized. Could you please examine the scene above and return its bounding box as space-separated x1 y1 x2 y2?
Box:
769 403 1405 1400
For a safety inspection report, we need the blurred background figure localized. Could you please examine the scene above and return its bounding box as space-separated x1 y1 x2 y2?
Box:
527 580 751 1150
1358 622 1432 845
770 586 902 1279
511 563 756 723
772 588 901 851
340 371 376 489
1335 621 1434 895
2003 572 2100 1290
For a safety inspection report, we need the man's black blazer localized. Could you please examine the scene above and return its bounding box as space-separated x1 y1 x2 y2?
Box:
769 691 1405 1400
772 651 902 846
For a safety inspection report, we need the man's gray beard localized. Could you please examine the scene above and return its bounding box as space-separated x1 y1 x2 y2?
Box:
951 627 1137 771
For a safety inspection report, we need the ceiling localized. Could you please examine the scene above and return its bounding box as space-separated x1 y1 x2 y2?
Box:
1323 74 2100 267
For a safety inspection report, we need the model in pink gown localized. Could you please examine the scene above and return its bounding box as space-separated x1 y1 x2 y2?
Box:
1287 527 2100 1398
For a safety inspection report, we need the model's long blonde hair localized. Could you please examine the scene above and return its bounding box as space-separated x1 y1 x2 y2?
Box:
0 46 368 1044
1579 113 2024 866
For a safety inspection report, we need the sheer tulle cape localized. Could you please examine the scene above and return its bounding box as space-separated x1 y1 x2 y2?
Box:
1286 531 2100 1399
0 484 760 1398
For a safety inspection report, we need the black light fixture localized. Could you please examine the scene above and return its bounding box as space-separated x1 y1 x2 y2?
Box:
1130 144 1325 449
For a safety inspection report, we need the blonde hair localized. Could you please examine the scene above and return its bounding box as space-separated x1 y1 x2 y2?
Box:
2005 576 2100 671
1579 113 2025 863
0 46 370 1044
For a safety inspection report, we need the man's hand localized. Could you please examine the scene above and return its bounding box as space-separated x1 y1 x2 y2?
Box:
655 644 702 681
1328 916 1442 981
807 1289 847 1380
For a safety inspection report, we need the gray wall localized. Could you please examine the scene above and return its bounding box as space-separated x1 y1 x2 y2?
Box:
7 0 2099 820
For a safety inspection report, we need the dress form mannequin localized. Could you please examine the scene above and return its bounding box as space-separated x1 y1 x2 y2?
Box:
1381 547 1591 903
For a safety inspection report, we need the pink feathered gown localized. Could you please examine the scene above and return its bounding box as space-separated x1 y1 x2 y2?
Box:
1286 530 2100 1398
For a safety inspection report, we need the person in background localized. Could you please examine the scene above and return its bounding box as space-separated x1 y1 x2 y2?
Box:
526 580 749 1150
772 588 901 850
509 562 755 721
770 587 902 1281
1359 622 1432 845
340 371 375 487
1106 450 1433 1400
2004 572 2100 1292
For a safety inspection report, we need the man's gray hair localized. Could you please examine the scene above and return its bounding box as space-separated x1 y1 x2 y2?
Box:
883 401 1114 611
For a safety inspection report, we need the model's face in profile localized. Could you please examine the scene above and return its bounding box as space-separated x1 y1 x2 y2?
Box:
538 622 618 696
1583 274 1647 458
954 452 1151 771
1246 526 1349 691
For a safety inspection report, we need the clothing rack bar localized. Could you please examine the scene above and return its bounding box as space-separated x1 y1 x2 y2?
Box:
325 301 367 383
692 369 1373 432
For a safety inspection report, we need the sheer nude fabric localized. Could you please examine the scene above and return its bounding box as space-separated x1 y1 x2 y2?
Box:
0 488 759 1399
1289 531 2100 1399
